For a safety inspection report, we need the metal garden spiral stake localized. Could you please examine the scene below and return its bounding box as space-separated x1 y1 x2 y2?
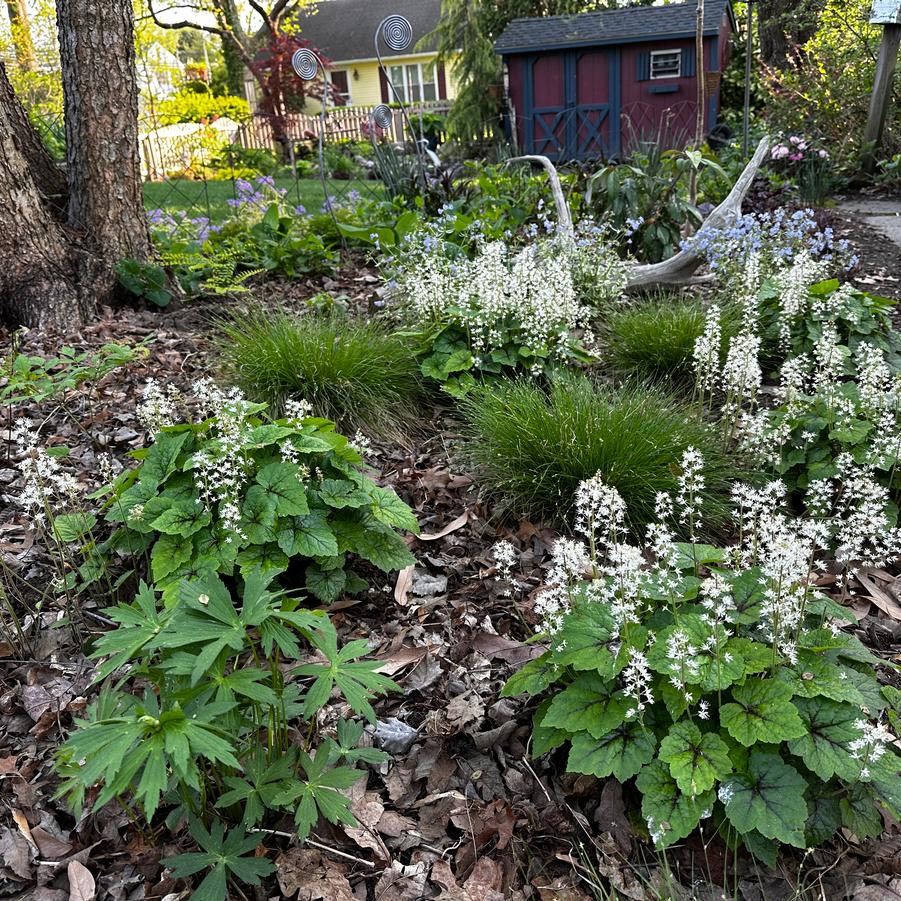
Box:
374 14 428 188
291 47 341 238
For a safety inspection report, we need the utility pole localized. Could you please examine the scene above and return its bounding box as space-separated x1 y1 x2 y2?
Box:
743 0 756 158
863 0 901 172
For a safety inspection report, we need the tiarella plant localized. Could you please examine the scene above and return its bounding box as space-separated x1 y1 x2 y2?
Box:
101 380 417 602
384 218 627 394
500 455 900 863
56 573 394 901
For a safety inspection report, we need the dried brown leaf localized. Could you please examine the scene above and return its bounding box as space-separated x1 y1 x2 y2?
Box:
67 860 96 901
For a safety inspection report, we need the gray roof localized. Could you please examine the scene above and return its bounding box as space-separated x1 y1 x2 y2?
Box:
495 0 734 55
294 0 442 63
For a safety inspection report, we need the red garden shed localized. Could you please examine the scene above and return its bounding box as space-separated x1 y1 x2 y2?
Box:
494 0 736 160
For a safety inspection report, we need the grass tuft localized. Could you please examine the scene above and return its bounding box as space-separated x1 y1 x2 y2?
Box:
603 294 740 386
216 309 424 437
460 373 741 533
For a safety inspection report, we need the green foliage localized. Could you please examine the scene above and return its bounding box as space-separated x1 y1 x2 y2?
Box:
56 574 394 900
101 396 417 603
1 340 147 408
460 374 740 530
586 146 727 262
154 90 251 125
115 259 174 307
216 309 424 436
603 296 741 386
503 505 901 859
210 143 282 178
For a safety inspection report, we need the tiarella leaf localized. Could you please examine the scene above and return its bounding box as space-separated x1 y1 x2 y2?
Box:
367 487 419 534
719 678 807 746
566 723 656 781
787 696 861 781
636 759 715 848
255 462 310 516
550 604 618 675
658 721 732 797
501 653 560 697
541 673 629 739
532 698 570 756
719 751 808 847
840 783 885 840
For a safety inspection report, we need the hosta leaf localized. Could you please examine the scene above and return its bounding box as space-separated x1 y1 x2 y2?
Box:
566 722 656 781
542 673 629 739
368 487 419 534
719 678 806 746
787 696 860 781
658 721 732 797
636 759 715 848
255 462 310 516
719 751 808 847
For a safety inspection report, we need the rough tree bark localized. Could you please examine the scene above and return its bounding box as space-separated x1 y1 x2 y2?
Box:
57 0 152 262
758 0 823 69
0 63 95 329
0 0 153 330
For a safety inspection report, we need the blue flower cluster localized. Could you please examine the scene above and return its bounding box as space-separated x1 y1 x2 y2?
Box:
145 208 221 244
682 208 858 272
227 175 286 211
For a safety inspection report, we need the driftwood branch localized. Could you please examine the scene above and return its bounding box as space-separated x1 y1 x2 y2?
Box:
507 138 771 291
506 154 574 237
624 136 770 290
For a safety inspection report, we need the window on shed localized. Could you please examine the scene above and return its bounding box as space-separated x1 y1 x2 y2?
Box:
650 49 682 79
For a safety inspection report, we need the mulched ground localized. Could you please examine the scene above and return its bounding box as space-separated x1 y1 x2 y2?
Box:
1 237 901 901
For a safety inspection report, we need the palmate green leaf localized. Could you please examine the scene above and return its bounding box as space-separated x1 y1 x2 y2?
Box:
165 819 274 901
719 751 808 847
216 752 296 828
337 516 415 572
658 721 732 797
319 478 370 509
566 722 656 781
787 696 861 781
151 532 194 582
541 673 629 739
501 653 561 698
326 719 390 766
550 604 618 676
149 501 211 538
141 430 191 485
236 543 289 577
367 486 420 534
636 759 715 848
52 512 97 544
305 563 347 602
255 461 310 515
277 514 339 558
239 485 278 544
719 678 806 747
840 783 885 840
776 653 866 706
532 698 570 756
806 787 842 847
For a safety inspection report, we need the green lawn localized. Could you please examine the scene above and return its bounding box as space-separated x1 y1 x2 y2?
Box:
143 176 380 222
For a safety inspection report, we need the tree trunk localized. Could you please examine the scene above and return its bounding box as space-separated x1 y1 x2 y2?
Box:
219 0 248 99
0 61 67 210
5 0 36 71
56 0 152 263
758 0 823 69
0 64 96 329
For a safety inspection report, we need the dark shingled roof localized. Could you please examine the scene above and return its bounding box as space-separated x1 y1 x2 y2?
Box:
294 0 442 63
495 0 733 55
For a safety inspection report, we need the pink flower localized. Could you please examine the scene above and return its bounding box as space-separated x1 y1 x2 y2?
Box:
818 149 829 159
771 144 790 160
797 141 807 151
790 153 803 162
790 135 801 145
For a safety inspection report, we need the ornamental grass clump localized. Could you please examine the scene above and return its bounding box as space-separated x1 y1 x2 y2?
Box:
216 309 424 437
603 294 741 386
500 457 901 861
460 374 738 532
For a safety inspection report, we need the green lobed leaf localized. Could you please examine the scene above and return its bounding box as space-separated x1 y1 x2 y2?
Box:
636 759 715 848
719 678 806 747
787 696 861 781
541 673 629 740
566 722 656 781
658 721 732 797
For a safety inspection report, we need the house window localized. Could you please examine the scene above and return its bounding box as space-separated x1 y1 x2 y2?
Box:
328 69 350 104
389 63 437 102
650 49 682 79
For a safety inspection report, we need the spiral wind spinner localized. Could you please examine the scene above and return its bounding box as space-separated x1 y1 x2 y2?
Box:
371 103 394 131
290 47 341 241
373 14 427 186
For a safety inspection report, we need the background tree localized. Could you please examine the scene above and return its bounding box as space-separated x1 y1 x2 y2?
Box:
757 0 825 68
4 0 36 70
0 0 152 329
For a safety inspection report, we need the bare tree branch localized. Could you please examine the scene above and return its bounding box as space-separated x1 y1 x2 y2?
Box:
145 0 224 35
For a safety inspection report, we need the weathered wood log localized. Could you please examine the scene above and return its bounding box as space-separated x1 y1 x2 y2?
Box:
507 137 771 290
625 136 770 290
506 154 574 237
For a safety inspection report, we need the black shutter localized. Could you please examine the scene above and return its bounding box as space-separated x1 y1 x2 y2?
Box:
682 46 696 77
636 51 650 81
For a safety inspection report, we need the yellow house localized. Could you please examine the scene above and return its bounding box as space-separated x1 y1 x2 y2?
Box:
293 0 458 111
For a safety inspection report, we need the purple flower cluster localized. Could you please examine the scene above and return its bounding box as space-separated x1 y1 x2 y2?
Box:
145 207 221 245
682 208 858 272
227 176 287 211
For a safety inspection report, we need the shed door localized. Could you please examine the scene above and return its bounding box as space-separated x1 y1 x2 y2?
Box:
521 49 618 161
